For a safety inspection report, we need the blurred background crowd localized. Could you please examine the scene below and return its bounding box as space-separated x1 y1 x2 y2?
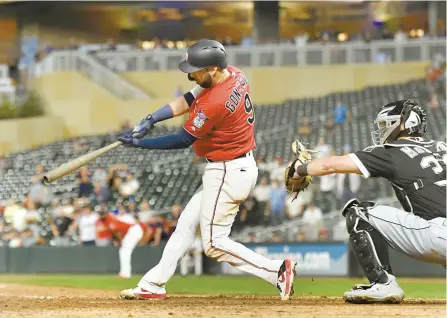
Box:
0 1 445 249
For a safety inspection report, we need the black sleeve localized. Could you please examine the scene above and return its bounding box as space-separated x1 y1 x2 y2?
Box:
183 92 195 107
348 146 394 179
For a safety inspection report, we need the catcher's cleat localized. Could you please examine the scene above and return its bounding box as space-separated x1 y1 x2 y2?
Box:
343 275 404 304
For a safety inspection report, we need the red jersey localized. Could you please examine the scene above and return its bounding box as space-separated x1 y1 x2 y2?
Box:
101 213 133 238
183 65 256 161
95 218 112 240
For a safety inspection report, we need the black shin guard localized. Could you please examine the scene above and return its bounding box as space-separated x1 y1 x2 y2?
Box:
345 205 393 284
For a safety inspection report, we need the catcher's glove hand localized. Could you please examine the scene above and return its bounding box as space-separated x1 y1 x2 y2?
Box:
284 140 318 199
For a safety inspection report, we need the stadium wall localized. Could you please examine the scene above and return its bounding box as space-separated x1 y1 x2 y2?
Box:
122 62 430 104
0 243 444 277
0 116 65 155
30 71 186 135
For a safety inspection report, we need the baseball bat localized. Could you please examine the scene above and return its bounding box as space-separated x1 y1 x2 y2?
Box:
43 141 122 184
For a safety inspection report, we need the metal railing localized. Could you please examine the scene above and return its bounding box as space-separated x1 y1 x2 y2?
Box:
92 39 446 71
27 52 151 100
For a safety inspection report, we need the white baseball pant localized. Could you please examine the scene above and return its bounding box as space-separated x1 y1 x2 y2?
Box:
119 224 143 278
365 204 446 265
138 154 283 290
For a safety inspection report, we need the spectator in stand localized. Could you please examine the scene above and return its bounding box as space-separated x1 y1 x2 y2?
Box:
153 37 162 49
297 118 312 135
252 176 271 221
270 157 287 182
4 200 28 232
20 227 42 247
333 100 350 125
138 200 156 224
93 168 108 186
285 183 313 220
239 193 261 226
295 232 306 242
319 228 329 241
94 182 110 202
49 206 73 247
394 25 407 43
315 136 333 158
269 180 287 226
28 164 52 208
255 156 270 173
77 167 93 198
168 204 182 233
146 216 164 246
247 232 257 243
301 203 323 241
70 205 98 246
314 137 336 213
271 232 282 243
24 200 40 231
127 200 139 217
106 166 121 195
324 118 335 134
336 145 361 207
119 173 140 200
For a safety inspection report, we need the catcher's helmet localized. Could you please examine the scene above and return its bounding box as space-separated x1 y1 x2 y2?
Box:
179 39 227 73
371 99 427 145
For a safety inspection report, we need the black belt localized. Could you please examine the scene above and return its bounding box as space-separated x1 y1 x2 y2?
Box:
206 152 251 163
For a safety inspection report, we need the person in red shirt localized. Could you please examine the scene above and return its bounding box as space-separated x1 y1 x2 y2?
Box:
99 208 144 279
95 216 112 247
118 39 295 301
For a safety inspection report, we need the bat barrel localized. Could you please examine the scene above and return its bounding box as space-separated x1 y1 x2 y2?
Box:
43 141 122 184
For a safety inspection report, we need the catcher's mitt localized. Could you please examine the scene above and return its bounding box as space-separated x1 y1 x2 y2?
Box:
284 140 318 199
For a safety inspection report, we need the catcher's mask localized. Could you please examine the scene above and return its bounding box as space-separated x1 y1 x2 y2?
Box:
371 99 427 145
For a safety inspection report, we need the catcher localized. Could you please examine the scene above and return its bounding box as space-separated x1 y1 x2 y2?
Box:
285 99 446 304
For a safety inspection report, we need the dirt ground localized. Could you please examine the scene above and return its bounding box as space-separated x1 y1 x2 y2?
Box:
0 284 444 318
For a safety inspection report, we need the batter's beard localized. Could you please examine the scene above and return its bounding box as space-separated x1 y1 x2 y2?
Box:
187 73 213 88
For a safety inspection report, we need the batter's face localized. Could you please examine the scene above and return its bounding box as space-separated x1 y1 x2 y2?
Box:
188 67 217 88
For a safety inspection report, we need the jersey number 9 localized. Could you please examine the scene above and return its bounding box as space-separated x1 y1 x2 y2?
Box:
244 93 255 125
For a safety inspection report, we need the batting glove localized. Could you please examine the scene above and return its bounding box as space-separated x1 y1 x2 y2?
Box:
132 115 155 139
118 132 137 146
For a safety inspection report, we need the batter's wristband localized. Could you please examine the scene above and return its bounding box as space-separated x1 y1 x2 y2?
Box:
297 164 309 177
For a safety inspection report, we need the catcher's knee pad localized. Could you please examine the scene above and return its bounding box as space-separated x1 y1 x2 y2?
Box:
344 201 393 284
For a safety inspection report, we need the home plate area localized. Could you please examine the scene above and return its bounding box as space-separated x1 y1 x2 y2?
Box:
0 284 444 318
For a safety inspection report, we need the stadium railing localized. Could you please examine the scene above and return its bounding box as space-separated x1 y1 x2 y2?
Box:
26 39 445 75
95 39 445 71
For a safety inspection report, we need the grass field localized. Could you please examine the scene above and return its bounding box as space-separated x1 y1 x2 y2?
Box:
0 274 445 299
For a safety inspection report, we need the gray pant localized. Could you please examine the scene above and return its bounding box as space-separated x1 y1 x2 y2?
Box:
364 204 446 265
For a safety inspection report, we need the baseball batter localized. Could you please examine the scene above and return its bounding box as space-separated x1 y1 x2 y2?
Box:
118 39 296 301
286 99 446 304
